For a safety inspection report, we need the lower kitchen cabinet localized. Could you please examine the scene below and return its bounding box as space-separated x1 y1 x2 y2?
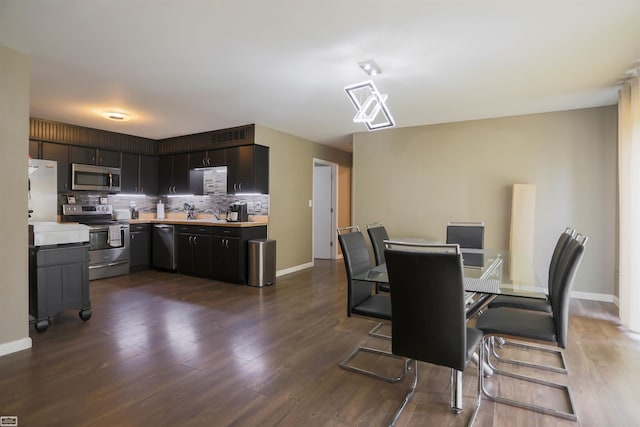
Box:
129 223 151 272
177 225 214 277
212 226 267 284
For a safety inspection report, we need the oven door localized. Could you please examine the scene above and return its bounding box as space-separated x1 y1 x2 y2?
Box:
88 224 130 279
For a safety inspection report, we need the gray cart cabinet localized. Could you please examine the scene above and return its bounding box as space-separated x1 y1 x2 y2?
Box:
29 244 91 332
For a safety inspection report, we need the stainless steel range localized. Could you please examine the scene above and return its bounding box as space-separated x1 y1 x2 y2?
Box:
62 204 130 280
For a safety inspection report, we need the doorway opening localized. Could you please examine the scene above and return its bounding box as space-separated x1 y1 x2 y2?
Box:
313 159 338 259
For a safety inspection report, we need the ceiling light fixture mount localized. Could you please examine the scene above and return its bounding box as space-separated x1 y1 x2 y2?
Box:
359 60 381 76
101 111 130 121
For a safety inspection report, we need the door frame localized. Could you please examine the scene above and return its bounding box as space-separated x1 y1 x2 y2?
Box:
312 158 338 259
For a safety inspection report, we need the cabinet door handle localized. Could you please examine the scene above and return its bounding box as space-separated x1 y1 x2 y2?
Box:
193 236 197 245
188 235 193 244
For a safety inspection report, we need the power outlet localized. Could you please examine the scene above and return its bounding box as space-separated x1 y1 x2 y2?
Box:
255 201 262 210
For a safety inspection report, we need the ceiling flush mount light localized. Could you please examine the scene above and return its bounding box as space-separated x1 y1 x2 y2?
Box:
359 60 381 76
344 80 395 131
101 111 130 121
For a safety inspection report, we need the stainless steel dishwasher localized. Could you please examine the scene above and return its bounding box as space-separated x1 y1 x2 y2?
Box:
152 224 176 270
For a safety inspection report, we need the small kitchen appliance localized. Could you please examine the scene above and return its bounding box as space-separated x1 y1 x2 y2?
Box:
229 202 248 222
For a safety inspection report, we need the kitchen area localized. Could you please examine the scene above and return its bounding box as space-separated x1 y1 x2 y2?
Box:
28 121 275 332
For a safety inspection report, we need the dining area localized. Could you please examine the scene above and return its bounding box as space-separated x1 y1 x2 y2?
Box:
336 222 587 426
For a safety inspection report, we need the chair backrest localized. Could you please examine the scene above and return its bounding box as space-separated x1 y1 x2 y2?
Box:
337 229 374 316
550 236 586 348
385 244 468 371
547 228 575 297
446 222 484 249
366 222 389 266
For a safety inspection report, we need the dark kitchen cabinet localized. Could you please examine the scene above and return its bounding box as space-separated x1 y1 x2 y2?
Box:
188 149 227 169
226 145 269 194
29 140 40 159
122 153 158 194
41 142 70 192
176 225 213 277
158 154 190 194
129 224 151 272
212 226 267 284
70 146 120 167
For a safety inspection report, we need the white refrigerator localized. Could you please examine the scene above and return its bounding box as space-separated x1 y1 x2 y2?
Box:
28 158 58 222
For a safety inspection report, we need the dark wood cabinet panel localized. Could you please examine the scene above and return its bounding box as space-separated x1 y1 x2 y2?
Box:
41 142 70 192
121 152 139 193
158 154 190 194
211 226 267 284
129 224 151 272
122 153 158 194
71 146 119 167
227 145 269 194
177 226 213 277
29 140 40 159
70 146 96 165
189 149 227 169
97 149 120 167
139 155 158 195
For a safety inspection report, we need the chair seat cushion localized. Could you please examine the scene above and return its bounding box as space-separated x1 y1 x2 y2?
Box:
466 327 483 364
488 295 552 313
476 308 557 344
352 295 392 320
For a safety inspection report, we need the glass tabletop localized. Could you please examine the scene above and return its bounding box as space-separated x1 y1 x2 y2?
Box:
353 249 546 299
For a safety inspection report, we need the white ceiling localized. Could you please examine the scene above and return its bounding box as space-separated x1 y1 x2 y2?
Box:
1 1 640 152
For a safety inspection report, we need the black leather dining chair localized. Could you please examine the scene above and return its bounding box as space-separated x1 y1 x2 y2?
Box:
446 221 484 249
337 226 405 383
385 243 483 426
486 227 576 373
488 227 575 313
366 222 391 293
474 235 586 421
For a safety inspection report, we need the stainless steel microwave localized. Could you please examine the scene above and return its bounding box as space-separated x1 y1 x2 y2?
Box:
71 163 121 192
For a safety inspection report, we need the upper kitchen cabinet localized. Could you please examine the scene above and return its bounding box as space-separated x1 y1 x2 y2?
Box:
29 140 40 159
188 149 227 169
226 145 269 194
70 146 120 167
121 153 158 194
41 142 70 192
158 153 190 194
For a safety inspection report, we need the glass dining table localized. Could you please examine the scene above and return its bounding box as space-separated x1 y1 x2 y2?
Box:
352 246 547 412
353 248 546 302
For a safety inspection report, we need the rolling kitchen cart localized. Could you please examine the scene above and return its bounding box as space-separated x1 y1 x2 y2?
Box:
29 243 92 332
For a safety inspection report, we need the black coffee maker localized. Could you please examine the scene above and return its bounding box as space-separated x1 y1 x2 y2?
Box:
229 202 248 222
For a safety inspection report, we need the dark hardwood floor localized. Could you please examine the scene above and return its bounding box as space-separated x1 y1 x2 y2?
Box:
1 260 639 426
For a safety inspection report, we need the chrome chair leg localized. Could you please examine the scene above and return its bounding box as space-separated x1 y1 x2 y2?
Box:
489 336 568 374
369 321 391 340
389 359 418 427
480 337 577 421
340 347 407 383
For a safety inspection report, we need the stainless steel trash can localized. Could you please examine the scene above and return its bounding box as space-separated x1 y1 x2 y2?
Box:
248 239 276 287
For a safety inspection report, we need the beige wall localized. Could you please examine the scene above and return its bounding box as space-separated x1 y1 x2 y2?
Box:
255 125 351 272
353 106 617 298
0 45 31 354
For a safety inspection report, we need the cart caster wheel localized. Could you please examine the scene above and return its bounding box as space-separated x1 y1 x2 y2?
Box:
35 319 49 333
79 309 92 322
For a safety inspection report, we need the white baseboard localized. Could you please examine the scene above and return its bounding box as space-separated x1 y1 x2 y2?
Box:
0 337 32 357
571 290 616 303
276 261 315 277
